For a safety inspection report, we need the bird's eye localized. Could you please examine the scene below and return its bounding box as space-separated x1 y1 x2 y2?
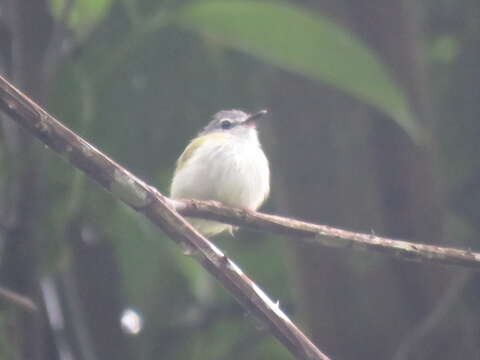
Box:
221 120 233 129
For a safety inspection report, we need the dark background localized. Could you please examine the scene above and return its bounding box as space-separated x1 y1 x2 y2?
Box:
0 0 479 359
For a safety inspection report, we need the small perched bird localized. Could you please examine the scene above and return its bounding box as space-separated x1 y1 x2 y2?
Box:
170 109 270 236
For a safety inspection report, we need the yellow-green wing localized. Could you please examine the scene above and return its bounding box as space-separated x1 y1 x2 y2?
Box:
175 133 227 172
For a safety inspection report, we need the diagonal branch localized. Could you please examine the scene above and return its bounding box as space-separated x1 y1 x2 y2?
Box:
0 285 37 312
172 200 480 269
0 74 331 360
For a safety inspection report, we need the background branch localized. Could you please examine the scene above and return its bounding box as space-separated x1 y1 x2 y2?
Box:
0 286 37 312
0 74 331 360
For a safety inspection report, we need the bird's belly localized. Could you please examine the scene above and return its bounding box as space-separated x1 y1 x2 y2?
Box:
215 149 269 209
171 142 269 210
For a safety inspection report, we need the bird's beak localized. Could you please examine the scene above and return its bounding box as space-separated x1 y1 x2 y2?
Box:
243 109 268 126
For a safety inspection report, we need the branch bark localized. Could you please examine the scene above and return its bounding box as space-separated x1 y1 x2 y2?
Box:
173 200 480 269
0 74 331 360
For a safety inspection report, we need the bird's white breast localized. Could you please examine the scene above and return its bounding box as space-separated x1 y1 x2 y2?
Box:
171 135 270 211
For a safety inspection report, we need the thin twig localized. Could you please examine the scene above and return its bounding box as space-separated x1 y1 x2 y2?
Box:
0 74 331 360
172 200 480 269
0 285 37 312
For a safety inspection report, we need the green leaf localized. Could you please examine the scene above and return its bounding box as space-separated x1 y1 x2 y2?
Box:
49 0 114 38
176 0 422 142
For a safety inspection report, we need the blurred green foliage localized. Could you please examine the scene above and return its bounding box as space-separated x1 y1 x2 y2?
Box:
3 0 480 359
177 1 421 142
49 0 115 38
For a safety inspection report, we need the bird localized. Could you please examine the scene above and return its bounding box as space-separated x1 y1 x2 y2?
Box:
170 109 270 236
